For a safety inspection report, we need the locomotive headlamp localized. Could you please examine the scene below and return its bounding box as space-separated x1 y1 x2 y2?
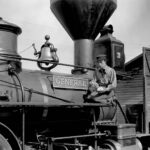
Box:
34 35 59 71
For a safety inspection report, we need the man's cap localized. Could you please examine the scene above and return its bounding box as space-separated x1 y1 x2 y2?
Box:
96 54 107 61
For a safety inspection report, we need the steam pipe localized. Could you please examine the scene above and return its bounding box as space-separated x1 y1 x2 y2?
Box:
7 65 26 150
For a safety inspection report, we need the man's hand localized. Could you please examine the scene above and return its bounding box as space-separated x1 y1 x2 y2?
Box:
97 86 108 93
90 91 98 97
89 80 99 88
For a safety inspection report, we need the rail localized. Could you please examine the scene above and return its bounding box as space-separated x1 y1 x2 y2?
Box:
0 101 113 108
0 54 95 71
0 53 133 79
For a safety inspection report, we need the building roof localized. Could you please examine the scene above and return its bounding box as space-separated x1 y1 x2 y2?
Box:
125 53 143 71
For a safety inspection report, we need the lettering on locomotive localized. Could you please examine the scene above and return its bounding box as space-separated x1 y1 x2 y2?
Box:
53 75 89 90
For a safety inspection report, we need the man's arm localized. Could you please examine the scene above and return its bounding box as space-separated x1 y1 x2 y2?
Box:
106 68 117 91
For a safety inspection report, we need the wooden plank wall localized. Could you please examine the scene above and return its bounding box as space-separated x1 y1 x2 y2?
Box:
115 70 144 124
116 70 143 105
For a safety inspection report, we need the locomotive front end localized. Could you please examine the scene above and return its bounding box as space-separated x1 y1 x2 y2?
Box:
0 15 117 150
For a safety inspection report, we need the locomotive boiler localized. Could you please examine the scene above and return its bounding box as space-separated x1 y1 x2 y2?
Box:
0 0 143 150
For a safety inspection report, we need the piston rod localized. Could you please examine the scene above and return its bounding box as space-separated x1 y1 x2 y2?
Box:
51 132 106 142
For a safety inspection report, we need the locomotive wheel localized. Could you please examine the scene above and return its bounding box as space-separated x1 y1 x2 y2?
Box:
0 122 21 150
101 139 121 150
0 134 12 150
101 144 115 150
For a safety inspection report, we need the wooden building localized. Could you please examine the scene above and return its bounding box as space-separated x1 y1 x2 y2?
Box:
116 47 150 134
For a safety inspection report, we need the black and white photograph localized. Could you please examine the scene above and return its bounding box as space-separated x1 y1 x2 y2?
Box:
0 0 150 150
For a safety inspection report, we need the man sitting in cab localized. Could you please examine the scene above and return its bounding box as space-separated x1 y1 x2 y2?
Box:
84 54 117 104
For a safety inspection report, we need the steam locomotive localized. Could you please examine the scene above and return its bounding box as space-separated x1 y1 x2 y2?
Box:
0 0 149 150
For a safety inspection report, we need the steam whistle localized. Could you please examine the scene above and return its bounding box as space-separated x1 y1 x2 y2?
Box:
33 35 59 71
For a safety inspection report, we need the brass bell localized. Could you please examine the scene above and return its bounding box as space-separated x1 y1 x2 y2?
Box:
39 47 53 63
34 35 59 71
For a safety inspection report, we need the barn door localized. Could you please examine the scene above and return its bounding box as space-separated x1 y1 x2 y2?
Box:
143 47 150 134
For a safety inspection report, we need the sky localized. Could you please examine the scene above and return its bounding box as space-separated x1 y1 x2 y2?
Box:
0 0 150 73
